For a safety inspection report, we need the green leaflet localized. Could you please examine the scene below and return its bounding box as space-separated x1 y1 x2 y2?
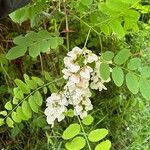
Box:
109 20 125 38
139 78 150 100
126 72 139 94
88 128 108 142
13 87 24 100
100 63 110 81
22 101 32 119
14 79 30 94
6 117 14 128
112 67 124 87
95 140 111 150
31 77 44 86
5 101 12 111
0 111 7 116
82 115 94 126
34 91 43 106
127 58 141 70
62 123 81 140
139 66 150 78
65 136 86 150
114 49 131 65
102 51 114 61
11 112 21 123
24 74 38 90
16 106 28 121
28 96 39 113
0 118 4 126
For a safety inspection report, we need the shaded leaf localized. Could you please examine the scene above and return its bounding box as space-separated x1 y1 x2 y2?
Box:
126 72 139 94
100 63 110 80
112 67 124 87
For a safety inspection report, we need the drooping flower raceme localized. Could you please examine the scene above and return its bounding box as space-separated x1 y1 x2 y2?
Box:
45 47 111 126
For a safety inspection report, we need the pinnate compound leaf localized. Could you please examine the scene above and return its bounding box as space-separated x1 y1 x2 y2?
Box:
126 72 139 94
88 128 108 142
65 136 86 150
112 67 124 87
62 123 81 140
6 31 63 59
114 49 131 65
95 140 111 150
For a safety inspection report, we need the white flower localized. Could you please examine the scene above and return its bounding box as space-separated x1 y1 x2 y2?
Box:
62 68 71 79
67 47 83 60
80 66 93 79
68 63 80 73
84 49 98 64
70 74 80 83
44 92 68 125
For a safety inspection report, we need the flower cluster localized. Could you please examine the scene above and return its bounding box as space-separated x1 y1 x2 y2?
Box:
45 47 111 126
63 47 98 118
44 92 68 126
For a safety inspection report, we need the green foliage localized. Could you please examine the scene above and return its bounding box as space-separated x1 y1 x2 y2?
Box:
114 49 131 65
9 0 49 27
95 140 111 150
65 136 86 150
82 115 94 125
88 129 108 142
98 0 140 37
112 67 124 87
100 63 110 80
126 72 139 94
127 58 141 70
62 123 81 140
6 30 63 60
5 101 13 110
